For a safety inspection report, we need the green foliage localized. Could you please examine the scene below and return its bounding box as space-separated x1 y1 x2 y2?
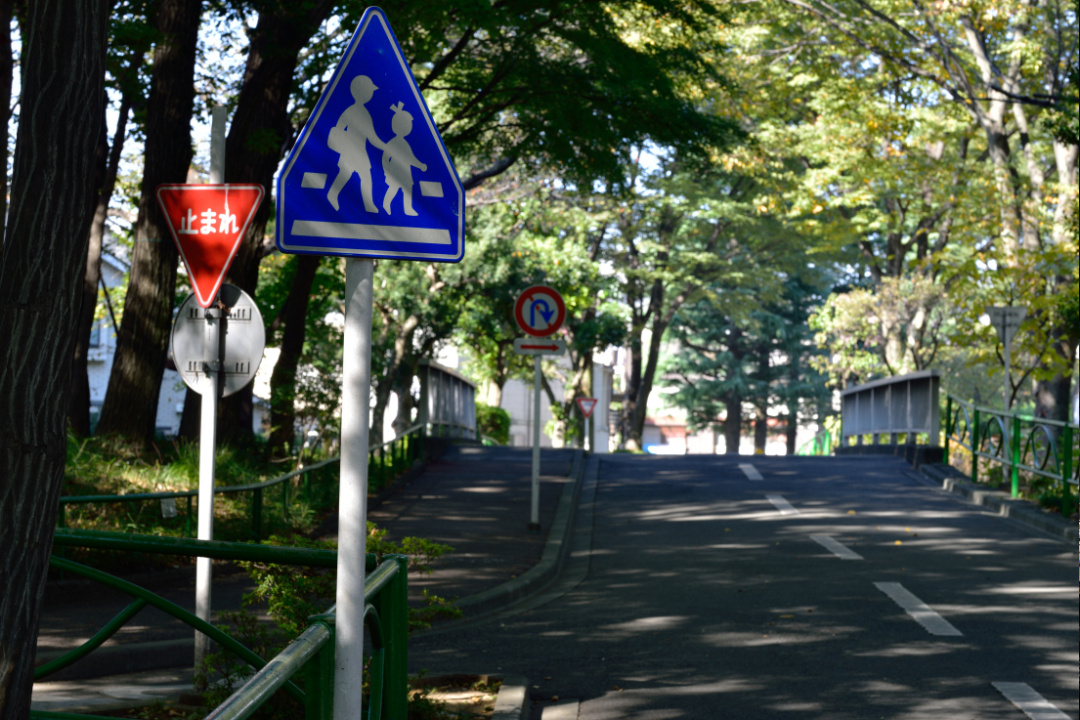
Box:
194 525 460 714
476 403 511 445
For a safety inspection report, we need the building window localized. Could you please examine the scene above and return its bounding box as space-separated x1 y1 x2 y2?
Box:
89 318 101 347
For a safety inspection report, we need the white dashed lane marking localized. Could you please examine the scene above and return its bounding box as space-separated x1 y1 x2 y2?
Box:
809 534 863 560
992 682 1071 719
874 582 962 636
765 494 799 515
738 463 763 480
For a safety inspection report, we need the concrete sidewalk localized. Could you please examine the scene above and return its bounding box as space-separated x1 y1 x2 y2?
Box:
33 444 580 713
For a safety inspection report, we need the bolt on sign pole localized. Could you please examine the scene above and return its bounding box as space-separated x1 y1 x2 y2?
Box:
194 105 226 669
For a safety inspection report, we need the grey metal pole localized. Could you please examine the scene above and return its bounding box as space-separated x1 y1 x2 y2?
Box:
529 355 541 532
1004 335 1011 412
195 105 226 671
334 259 375 720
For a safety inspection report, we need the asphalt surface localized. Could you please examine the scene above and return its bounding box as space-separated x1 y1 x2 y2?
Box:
409 453 1078 719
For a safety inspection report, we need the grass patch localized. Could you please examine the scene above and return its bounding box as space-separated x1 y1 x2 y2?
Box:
57 432 335 574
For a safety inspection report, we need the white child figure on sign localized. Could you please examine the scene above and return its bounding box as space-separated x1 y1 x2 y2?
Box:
381 102 427 216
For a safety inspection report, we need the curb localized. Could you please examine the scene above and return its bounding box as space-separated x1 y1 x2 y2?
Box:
444 449 586 622
408 673 528 720
491 675 529 720
916 463 1078 545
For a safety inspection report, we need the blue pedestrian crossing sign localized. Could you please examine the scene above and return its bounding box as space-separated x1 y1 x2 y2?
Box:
276 7 464 262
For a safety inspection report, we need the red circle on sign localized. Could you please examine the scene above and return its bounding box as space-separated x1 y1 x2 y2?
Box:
514 285 566 337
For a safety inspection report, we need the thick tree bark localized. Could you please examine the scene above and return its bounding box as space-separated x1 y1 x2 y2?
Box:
69 91 132 438
96 0 201 444
67 99 110 438
268 255 321 455
0 0 15 254
217 0 335 442
0 1 107 716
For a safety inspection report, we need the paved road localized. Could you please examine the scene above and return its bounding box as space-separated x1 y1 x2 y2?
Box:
410 454 1078 719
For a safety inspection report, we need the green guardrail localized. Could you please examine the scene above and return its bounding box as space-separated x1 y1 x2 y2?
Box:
944 395 1079 517
57 424 425 541
796 430 835 457
32 530 409 720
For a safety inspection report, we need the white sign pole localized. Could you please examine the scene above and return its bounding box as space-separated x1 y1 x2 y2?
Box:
586 415 591 453
334 258 375 720
530 355 542 532
194 105 227 669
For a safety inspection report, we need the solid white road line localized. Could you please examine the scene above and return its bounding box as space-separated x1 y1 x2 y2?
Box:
991 682 1071 720
810 534 863 560
873 582 962 636
738 463 763 480
765 494 799 515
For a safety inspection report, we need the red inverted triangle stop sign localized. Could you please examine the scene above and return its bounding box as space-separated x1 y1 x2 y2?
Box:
156 184 264 307
576 397 598 419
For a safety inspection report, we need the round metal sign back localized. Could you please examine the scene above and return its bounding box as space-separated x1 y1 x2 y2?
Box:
170 283 266 397
513 284 566 337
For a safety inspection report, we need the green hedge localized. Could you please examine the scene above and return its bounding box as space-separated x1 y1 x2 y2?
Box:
476 402 511 445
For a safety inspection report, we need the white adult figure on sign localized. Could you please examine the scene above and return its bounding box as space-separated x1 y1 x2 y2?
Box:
381 102 427 215
327 75 387 213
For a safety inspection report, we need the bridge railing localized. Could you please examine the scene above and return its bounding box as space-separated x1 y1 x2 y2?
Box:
840 369 941 447
943 395 1078 517
418 359 478 439
57 424 424 540
34 530 408 720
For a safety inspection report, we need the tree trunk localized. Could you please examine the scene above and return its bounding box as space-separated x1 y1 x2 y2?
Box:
786 353 800 455
0 0 15 256
723 394 741 455
268 255 321 456
392 379 416 436
0 2 106 716
631 281 669 447
96 0 201 445
69 91 132 438
67 100 109 438
622 322 643 450
754 406 768 453
218 0 335 440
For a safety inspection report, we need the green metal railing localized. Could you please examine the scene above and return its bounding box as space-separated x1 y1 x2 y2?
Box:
33 529 409 720
57 424 425 541
944 395 1079 517
796 429 835 456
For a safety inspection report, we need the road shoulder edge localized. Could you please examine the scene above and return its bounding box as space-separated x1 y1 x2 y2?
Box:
429 449 586 627
913 463 1078 545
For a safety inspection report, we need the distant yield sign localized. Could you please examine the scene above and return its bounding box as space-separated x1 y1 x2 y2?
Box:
514 285 566 337
275 7 464 262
